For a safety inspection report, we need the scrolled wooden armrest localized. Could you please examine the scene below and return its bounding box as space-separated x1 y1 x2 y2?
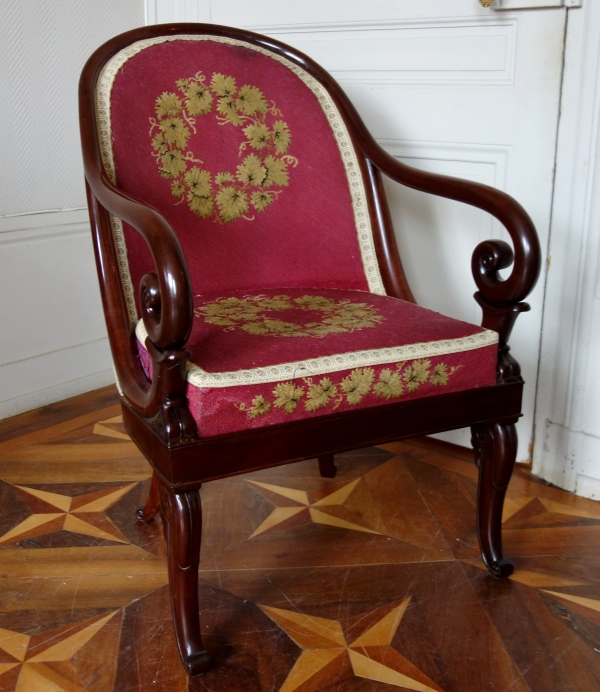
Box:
363 142 541 308
85 170 193 350
84 176 196 441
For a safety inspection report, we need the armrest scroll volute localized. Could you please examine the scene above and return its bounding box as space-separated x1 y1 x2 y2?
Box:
366 144 541 382
85 180 197 445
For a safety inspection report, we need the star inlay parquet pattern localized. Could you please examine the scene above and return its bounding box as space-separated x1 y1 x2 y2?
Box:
0 404 151 485
260 599 444 692
0 610 122 692
1 387 600 691
0 483 137 546
247 478 382 537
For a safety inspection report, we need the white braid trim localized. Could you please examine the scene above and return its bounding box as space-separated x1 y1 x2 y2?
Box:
136 319 498 389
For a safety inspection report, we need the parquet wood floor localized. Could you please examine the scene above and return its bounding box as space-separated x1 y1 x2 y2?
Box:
0 387 599 691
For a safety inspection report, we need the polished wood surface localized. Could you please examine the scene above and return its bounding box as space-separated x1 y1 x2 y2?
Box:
79 24 542 673
1 388 600 691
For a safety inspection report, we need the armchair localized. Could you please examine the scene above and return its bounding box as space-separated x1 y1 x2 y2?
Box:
79 23 540 676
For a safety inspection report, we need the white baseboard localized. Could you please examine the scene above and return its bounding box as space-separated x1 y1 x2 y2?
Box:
535 421 600 500
0 337 114 420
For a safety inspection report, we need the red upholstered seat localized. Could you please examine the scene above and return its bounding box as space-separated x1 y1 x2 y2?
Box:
136 287 498 436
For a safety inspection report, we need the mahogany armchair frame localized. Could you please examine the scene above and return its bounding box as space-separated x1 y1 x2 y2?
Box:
79 24 541 676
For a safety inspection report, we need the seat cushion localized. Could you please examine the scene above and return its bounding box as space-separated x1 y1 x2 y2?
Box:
136 288 498 437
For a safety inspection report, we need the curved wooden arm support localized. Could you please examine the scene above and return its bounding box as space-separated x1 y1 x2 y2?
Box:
85 183 197 443
80 48 192 353
85 171 193 351
474 293 530 380
359 144 541 380
364 145 541 307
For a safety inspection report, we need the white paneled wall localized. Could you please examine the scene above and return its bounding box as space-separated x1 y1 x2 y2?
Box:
0 1 145 419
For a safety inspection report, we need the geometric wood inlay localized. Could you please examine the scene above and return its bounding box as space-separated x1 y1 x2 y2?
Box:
542 591 600 627
0 483 138 545
0 407 151 484
260 599 445 692
93 415 131 441
0 610 122 691
247 478 382 538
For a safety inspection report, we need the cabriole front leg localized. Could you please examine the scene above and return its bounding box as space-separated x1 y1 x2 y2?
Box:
471 422 518 579
159 483 211 676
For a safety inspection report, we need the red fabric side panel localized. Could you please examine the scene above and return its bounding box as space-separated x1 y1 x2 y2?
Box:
109 39 369 311
137 343 497 437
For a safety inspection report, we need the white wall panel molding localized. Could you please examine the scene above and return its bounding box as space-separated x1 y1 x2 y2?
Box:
378 138 511 264
533 0 600 493
0 339 113 421
145 0 210 24
248 19 518 86
378 139 510 189
146 0 157 24
168 0 516 26
249 16 514 32
0 211 114 420
147 6 517 86
0 209 89 245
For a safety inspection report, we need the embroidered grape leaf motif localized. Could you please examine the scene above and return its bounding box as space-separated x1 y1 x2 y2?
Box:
305 378 338 412
195 295 385 338
273 383 305 413
403 360 431 393
149 72 297 224
373 369 404 400
341 368 375 405
246 395 271 419
237 360 463 420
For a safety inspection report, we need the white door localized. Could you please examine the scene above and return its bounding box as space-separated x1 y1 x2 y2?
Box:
149 0 567 463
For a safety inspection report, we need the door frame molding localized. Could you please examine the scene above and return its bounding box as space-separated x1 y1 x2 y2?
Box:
533 1 600 497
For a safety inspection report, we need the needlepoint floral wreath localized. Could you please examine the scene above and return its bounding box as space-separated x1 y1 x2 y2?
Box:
149 71 298 223
195 294 386 338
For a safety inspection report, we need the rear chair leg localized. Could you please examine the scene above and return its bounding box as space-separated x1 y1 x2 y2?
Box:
137 471 160 521
159 482 211 676
318 454 337 478
471 422 518 578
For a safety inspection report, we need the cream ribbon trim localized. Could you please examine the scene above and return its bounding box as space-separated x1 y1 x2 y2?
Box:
136 319 498 389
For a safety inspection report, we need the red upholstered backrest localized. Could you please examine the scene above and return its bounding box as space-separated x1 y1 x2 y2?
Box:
97 35 385 321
